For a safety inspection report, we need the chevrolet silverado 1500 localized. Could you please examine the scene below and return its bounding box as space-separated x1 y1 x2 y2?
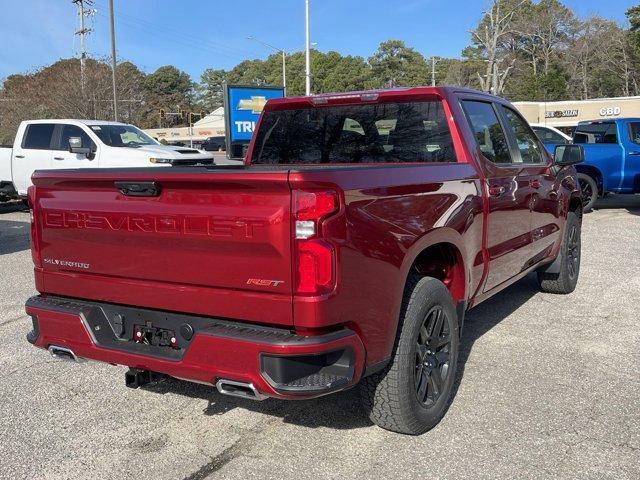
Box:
571 118 640 210
25 87 584 435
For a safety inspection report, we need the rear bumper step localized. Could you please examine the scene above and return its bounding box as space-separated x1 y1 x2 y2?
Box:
26 295 365 399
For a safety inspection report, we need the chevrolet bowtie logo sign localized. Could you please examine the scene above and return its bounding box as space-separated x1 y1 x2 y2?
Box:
237 96 268 114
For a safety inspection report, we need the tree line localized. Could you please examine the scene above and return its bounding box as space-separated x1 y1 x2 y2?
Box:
1 0 639 144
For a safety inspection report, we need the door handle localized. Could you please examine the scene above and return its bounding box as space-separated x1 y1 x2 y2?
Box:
629 151 640 156
15 155 25 159
114 181 161 197
529 179 541 189
53 156 64 160
488 185 506 197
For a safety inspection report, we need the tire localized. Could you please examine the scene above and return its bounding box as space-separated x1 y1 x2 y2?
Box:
537 211 581 294
360 276 459 435
577 173 598 212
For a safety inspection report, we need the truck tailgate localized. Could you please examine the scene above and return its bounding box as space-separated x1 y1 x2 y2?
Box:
31 169 294 326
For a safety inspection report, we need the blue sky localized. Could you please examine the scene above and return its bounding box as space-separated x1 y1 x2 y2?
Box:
1 0 637 82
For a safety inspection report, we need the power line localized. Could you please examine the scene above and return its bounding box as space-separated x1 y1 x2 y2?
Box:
91 9 257 65
91 0 261 62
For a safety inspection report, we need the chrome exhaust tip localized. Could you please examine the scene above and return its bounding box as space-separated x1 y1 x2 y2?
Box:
216 379 268 401
48 345 84 362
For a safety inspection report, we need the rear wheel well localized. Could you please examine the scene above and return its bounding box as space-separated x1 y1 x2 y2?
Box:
575 165 603 194
409 243 465 303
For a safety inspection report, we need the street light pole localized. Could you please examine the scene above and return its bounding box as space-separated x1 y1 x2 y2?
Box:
431 57 437 87
246 36 287 96
281 50 287 96
305 0 311 96
108 0 118 121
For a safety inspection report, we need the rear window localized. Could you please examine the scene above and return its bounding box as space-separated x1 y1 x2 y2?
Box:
574 123 618 144
22 123 55 150
250 100 456 164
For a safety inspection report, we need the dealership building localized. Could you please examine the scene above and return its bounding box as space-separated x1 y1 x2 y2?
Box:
513 96 640 133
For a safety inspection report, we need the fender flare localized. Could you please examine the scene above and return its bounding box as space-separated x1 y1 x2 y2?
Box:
393 227 470 316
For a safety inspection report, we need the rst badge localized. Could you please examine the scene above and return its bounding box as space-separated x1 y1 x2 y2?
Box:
246 278 285 287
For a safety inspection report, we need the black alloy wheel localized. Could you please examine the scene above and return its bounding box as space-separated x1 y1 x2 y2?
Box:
360 276 459 435
415 306 451 407
577 173 597 211
537 211 581 294
566 222 580 280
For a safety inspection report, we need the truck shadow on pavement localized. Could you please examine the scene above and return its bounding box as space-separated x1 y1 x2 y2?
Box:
0 219 30 255
593 194 640 215
0 201 30 254
450 273 539 406
0 200 29 215
142 274 539 431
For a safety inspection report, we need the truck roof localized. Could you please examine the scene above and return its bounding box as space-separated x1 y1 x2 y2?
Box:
578 118 640 125
20 119 131 126
264 86 502 109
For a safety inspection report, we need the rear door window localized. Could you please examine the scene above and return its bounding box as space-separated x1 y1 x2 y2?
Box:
22 124 56 150
461 101 512 164
628 122 640 144
251 100 456 164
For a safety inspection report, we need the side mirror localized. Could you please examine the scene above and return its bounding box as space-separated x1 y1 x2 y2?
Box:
68 137 92 157
553 144 584 167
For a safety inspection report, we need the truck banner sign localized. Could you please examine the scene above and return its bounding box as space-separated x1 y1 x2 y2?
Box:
224 84 284 158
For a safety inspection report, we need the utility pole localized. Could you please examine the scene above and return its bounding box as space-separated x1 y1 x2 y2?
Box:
431 57 437 87
108 0 118 121
73 0 93 94
281 50 287 96
305 0 311 96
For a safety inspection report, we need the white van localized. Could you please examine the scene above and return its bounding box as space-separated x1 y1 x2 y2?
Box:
0 119 214 198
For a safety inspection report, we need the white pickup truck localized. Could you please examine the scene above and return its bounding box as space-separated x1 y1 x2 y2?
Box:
0 119 214 199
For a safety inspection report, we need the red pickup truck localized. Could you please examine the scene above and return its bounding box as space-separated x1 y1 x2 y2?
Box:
25 87 584 435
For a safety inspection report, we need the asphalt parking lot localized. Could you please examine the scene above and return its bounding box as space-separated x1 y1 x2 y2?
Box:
0 195 638 480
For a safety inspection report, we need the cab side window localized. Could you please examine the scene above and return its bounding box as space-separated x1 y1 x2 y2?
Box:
628 122 640 145
461 100 512 164
22 124 56 150
502 107 544 164
58 125 95 151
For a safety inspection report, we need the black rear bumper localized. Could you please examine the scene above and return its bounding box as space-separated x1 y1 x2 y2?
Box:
25 295 364 397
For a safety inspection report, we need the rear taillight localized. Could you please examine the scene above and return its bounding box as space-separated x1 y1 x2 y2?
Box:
293 190 339 295
27 186 41 268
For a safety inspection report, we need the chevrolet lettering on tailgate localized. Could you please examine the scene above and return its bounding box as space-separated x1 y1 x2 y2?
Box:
43 210 266 238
